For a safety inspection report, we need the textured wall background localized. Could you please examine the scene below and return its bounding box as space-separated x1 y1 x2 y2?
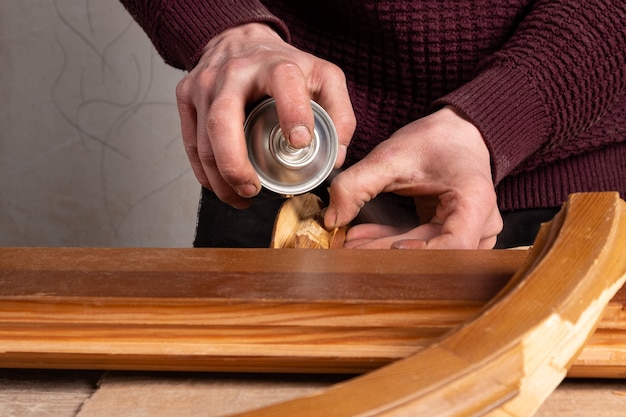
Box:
0 1 199 247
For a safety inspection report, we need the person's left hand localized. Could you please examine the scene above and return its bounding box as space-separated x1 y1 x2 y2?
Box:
324 106 503 249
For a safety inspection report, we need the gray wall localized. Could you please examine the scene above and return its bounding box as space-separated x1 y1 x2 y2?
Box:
1 1 199 247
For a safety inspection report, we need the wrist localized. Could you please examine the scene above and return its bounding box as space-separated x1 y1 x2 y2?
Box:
444 105 489 151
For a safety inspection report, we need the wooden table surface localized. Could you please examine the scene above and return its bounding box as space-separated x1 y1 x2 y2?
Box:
1 369 624 417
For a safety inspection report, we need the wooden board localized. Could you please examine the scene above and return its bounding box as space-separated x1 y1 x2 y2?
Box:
0 369 102 417
0 245 624 376
74 373 626 417
2 370 622 417
0 248 527 372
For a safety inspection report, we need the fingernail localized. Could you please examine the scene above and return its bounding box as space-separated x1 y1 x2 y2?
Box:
324 207 339 229
335 144 347 168
288 125 312 148
391 241 407 250
391 240 427 250
236 183 259 198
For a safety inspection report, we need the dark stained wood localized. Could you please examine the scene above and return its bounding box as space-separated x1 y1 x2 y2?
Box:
0 248 524 300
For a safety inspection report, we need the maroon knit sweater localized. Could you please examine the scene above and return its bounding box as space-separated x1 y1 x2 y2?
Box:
120 0 626 211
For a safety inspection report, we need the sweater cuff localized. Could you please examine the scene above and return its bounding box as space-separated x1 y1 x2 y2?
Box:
155 0 290 71
432 64 552 184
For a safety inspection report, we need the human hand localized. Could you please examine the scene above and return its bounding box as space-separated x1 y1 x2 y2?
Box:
176 23 356 208
324 106 502 249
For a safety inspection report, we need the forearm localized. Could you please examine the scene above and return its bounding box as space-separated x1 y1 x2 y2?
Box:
435 0 626 183
119 0 289 70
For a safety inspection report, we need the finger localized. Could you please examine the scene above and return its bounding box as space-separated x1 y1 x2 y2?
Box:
205 91 261 200
477 205 503 249
196 103 251 208
313 63 356 168
424 190 500 249
264 60 315 149
324 159 394 229
346 223 443 249
177 72 242 202
176 80 211 189
478 235 498 249
344 238 376 249
346 223 405 241
390 239 428 250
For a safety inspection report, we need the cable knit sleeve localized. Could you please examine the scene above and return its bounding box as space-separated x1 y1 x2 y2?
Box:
434 0 626 184
119 0 289 71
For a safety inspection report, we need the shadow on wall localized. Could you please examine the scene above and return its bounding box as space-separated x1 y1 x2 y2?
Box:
0 0 198 247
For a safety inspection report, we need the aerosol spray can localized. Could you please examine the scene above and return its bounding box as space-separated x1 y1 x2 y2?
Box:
244 98 338 197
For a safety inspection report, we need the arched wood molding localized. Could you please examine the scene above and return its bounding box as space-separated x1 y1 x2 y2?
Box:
226 192 626 417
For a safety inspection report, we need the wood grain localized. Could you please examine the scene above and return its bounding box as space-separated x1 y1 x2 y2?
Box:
214 192 626 416
0 248 524 372
0 254 624 375
0 194 624 380
270 193 347 248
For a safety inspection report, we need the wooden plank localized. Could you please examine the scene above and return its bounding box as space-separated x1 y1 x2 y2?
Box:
0 248 519 372
73 373 626 417
0 235 625 376
0 369 102 417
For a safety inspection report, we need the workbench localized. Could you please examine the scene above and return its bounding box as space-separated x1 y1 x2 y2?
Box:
1 369 624 417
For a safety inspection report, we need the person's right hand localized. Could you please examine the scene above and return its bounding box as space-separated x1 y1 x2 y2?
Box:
176 23 356 208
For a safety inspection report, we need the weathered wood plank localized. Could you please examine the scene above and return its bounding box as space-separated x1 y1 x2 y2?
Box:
73 372 626 417
0 369 102 417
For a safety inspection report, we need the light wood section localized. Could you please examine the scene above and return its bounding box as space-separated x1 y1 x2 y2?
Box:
270 193 347 248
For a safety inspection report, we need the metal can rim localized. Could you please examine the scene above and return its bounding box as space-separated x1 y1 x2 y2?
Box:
245 98 338 196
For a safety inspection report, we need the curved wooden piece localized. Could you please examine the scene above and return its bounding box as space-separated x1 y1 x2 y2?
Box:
226 192 626 417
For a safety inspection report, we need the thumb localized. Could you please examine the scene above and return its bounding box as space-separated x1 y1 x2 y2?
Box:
324 161 391 228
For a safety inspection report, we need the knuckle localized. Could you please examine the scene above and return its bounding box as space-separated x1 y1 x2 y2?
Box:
205 112 221 135
175 77 191 98
205 100 232 134
182 141 198 155
318 60 347 84
268 58 301 76
267 59 308 90
458 237 479 250
221 57 248 76
196 146 216 163
327 61 347 80
176 68 219 101
336 110 357 133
